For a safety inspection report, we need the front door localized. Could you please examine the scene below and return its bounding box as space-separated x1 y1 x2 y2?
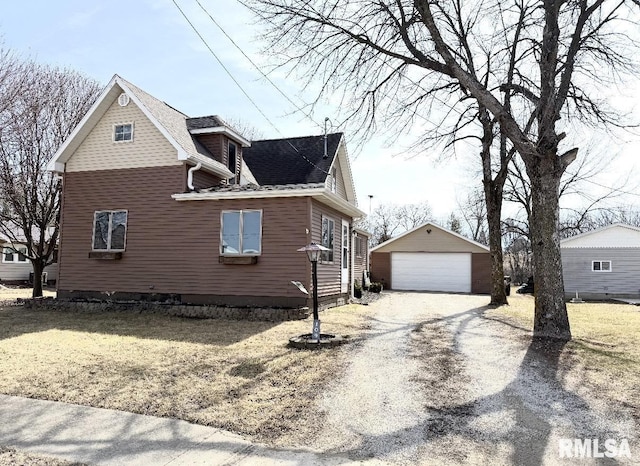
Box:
341 220 349 293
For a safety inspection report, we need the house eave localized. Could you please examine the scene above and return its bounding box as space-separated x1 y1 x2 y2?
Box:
178 151 234 179
172 187 365 218
189 127 252 147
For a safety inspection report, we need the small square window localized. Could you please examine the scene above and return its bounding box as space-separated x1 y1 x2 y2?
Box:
221 210 262 255
592 260 612 272
93 210 128 251
114 123 133 142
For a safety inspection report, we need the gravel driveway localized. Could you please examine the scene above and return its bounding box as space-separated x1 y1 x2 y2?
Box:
311 292 637 465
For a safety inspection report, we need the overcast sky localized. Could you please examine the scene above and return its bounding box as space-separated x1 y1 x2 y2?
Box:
1 0 638 221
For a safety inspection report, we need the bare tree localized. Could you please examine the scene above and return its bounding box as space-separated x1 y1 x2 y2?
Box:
457 189 488 245
361 202 433 246
0 57 101 297
247 0 640 340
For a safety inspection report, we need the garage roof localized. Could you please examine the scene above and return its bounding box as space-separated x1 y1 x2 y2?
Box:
370 222 489 253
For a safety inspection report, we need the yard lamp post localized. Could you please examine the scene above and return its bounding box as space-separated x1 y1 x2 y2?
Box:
297 242 330 342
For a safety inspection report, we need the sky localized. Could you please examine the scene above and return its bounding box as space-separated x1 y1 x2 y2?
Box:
1 0 639 222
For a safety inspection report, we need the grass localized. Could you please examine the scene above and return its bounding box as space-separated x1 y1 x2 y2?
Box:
0 446 83 466
0 289 369 448
488 294 640 417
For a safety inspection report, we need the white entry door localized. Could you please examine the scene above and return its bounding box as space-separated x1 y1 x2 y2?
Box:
341 220 349 293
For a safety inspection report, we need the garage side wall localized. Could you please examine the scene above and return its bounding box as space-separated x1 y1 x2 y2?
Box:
370 252 391 289
471 253 491 294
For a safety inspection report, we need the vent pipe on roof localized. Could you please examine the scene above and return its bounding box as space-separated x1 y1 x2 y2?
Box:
187 162 202 191
323 117 329 158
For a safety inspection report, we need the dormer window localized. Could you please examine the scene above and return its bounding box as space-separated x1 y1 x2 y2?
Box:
114 123 133 142
228 141 238 184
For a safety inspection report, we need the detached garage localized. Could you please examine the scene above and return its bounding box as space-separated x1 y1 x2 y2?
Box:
370 222 491 294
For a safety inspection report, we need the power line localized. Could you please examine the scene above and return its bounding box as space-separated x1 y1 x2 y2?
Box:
171 0 331 175
194 0 324 132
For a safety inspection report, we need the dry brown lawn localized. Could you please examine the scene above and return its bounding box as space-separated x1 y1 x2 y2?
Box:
488 294 640 418
0 288 370 448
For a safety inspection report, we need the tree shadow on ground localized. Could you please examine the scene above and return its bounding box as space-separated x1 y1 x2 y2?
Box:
335 304 629 465
0 306 279 346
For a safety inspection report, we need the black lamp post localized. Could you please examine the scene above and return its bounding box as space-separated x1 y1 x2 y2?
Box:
297 242 330 341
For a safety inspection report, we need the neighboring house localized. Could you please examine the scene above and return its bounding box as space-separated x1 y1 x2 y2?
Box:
48 75 366 309
561 223 640 299
370 222 490 293
0 238 58 284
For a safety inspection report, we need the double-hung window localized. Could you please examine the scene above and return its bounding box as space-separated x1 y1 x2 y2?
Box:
2 246 27 263
93 210 128 251
321 216 334 262
221 210 262 255
114 123 133 142
592 260 612 272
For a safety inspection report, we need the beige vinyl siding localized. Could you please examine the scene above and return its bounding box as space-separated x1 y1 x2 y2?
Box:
0 262 58 282
374 226 488 253
561 248 640 297
327 157 348 201
66 98 179 172
311 200 349 296
58 166 310 299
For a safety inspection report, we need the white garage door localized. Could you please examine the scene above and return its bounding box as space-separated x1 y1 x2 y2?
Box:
392 252 471 292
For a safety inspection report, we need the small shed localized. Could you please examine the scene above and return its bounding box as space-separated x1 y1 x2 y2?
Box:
370 222 491 293
561 223 640 299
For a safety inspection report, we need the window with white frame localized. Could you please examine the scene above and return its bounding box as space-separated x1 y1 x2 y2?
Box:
221 210 262 255
114 123 133 142
93 210 128 251
2 245 27 263
592 260 612 272
321 216 334 262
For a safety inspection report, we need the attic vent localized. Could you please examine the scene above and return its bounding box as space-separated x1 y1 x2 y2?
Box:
118 93 130 107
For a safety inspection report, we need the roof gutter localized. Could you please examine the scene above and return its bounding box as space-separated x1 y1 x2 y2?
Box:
172 186 366 218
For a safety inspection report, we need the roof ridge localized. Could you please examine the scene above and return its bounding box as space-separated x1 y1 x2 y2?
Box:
252 132 343 143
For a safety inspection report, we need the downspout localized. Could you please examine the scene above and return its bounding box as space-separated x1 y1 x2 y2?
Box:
187 162 202 191
351 226 356 300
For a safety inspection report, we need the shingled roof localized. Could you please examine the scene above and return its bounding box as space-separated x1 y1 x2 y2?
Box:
243 133 342 185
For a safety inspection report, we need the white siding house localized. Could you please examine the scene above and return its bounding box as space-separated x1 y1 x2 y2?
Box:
561 223 640 299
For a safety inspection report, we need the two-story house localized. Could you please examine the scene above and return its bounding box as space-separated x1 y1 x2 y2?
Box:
48 75 367 310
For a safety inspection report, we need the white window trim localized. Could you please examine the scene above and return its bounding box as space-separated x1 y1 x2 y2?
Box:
113 122 134 143
92 210 128 251
220 209 263 256
592 260 612 272
321 216 335 263
2 245 28 263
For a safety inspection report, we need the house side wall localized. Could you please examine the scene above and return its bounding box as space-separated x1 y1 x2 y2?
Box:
190 166 222 191
329 154 348 201
374 226 487 253
66 98 179 172
471 253 491 294
561 247 640 298
370 252 391 289
310 199 350 298
58 166 311 306
195 134 225 164
353 233 368 286
0 262 58 282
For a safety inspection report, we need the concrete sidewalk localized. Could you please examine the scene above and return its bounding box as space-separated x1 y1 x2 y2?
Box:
0 394 358 465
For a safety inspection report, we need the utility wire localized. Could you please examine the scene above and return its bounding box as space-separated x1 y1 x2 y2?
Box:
195 0 324 132
171 0 331 175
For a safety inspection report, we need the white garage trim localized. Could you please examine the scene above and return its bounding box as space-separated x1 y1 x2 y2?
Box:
392 252 471 292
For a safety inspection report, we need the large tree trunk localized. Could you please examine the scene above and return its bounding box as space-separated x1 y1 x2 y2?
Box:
527 164 571 340
485 184 508 306
31 260 44 298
